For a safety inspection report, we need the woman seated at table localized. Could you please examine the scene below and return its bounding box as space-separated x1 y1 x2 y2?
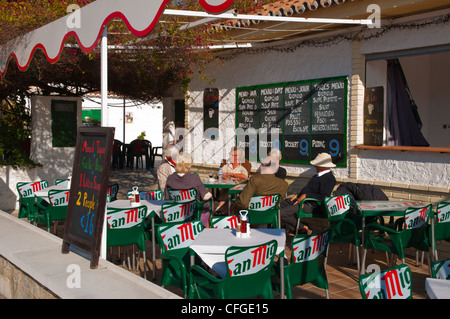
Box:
164 152 212 227
215 147 249 215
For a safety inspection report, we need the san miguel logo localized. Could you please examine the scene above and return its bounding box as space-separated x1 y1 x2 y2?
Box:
170 189 197 203
361 265 412 299
107 206 147 229
19 181 49 197
248 195 280 211
213 215 239 229
404 206 430 229
292 231 329 263
163 201 197 223
437 203 450 224
226 240 277 277
160 221 203 250
326 195 351 217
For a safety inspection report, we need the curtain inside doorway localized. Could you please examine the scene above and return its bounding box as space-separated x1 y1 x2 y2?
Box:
386 59 429 146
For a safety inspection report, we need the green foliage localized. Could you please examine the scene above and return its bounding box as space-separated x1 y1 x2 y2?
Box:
0 92 40 168
137 131 146 140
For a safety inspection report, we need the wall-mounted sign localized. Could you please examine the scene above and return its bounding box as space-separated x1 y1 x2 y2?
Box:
203 88 219 140
236 76 348 167
364 86 384 146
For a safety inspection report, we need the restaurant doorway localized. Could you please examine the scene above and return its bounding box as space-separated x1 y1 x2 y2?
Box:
365 48 450 148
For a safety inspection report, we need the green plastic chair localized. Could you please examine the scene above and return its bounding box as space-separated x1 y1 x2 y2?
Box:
33 189 70 233
430 259 450 280
324 194 362 274
107 184 119 201
16 180 49 220
246 194 281 228
167 187 213 223
363 204 432 268
189 239 278 299
359 264 413 299
106 205 148 279
155 220 204 298
273 230 330 299
430 202 450 260
295 198 324 235
210 215 240 229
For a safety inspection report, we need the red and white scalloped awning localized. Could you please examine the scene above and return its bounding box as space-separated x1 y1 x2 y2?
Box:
0 0 235 76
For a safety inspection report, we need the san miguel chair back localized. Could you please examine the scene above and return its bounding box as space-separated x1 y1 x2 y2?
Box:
33 189 69 232
126 189 164 201
431 202 450 260
16 180 49 220
247 194 281 228
190 240 278 299
106 205 148 279
430 259 450 280
359 264 413 299
325 194 361 274
156 220 204 298
210 215 240 229
167 188 198 203
168 187 212 221
161 201 198 223
364 204 432 269
273 230 330 299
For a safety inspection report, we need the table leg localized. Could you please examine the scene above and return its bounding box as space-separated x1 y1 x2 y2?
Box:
361 216 366 274
280 252 284 299
431 217 435 261
152 216 156 280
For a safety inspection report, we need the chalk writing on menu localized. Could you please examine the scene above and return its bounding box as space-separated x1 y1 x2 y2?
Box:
62 127 114 269
70 134 106 242
236 76 347 166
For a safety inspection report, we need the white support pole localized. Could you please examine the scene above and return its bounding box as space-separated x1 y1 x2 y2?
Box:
101 26 108 127
163 9 373 25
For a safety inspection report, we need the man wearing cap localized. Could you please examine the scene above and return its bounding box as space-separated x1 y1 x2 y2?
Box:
280 152 336 235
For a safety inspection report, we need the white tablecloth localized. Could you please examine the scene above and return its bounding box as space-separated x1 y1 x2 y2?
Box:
425 278 450 299
190 228 286 279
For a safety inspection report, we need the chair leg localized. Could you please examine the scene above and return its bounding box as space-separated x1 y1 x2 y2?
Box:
361 248 367 275
325 289 329 299
142 251 147 280
355 245 360 276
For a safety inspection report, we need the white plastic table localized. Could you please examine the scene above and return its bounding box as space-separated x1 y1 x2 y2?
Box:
425 278 450 299
190 228 286 298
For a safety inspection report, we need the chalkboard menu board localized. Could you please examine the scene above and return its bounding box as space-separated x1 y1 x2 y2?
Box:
364 86 384 146
236 76 347 166
62 127 114 269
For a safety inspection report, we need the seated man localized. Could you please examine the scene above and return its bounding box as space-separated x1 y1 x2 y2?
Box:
280 153 336 235
231 158 288 214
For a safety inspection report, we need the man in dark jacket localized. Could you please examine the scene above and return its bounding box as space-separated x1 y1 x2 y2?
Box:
280 153 336 234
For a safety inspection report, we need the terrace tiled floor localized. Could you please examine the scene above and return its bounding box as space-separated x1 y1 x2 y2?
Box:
106 163 431 299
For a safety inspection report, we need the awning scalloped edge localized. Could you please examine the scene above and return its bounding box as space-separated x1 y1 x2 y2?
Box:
0 0 234 76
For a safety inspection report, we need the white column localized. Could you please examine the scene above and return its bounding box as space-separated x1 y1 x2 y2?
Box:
101 27 108 127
